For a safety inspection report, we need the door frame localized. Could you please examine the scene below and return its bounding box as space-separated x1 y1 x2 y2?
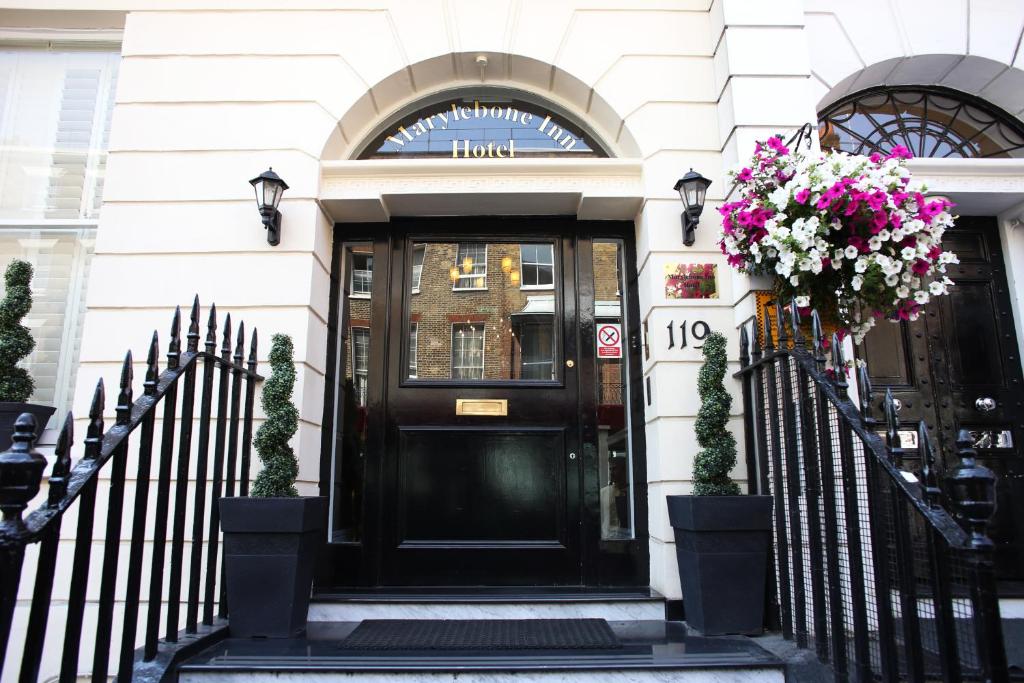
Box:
316 216 649 591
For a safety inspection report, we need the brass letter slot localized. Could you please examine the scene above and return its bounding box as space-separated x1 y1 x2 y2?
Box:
456 398 508 417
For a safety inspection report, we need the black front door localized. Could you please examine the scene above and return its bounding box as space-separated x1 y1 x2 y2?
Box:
859 216 1024 581
381 222 582 585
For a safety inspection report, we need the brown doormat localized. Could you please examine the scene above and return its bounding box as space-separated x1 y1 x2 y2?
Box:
338 618 622 650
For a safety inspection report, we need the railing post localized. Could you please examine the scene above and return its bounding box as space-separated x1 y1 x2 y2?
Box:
948 430 1009 683
775 302 808 648
0 414 45 667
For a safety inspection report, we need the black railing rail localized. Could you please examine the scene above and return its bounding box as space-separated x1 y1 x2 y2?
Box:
737 299 1009 683
0 297 262 682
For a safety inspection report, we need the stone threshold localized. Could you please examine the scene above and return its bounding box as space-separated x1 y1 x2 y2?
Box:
177 620 784 680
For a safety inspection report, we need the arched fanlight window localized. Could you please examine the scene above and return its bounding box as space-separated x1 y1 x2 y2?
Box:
357 91 608 159
818 87 1024 159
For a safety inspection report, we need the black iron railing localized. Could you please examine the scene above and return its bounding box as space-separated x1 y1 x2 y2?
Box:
0 298 262 682
737 300 1008 683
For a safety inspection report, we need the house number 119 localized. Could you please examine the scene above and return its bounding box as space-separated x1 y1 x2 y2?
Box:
667 320 711 350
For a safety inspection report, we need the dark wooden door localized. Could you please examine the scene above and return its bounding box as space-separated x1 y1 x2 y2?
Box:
380 220 582 585
860 217 1024 581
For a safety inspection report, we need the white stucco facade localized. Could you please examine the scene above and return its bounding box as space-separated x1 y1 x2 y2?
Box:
4 2 1024 677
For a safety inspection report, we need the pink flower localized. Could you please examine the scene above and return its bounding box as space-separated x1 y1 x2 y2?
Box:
795 188 810 204
887 146 913 160
737 167 753 182
844 200 861 217
911 259 931 275
870 211 889 233
847 236 869 253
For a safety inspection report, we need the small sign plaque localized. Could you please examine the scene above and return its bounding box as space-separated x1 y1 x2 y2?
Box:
597 323 623 358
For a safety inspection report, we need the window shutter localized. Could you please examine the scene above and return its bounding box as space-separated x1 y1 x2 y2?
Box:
45 68 101 219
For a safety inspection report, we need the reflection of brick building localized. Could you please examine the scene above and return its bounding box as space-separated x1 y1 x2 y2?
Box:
342 241 624 400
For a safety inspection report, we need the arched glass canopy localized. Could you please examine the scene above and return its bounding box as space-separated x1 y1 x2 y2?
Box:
359 94 606 159
818 87 1024 159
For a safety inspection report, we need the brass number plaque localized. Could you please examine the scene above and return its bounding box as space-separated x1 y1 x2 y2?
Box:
456 399 508 416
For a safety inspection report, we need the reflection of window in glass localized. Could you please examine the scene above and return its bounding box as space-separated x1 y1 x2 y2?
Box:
408 322 418 378
520 244 554 289
515 320 554 379
351 253 373 296
352 327 370 405
451 323 485 379
593 240 634 540
411 245 425 292
0 229 95 427
453 243 487 290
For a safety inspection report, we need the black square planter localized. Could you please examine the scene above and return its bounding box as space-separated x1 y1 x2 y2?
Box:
667 494 774 636
219 496 328 638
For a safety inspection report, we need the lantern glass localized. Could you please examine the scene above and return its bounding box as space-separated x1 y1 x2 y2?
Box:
263 180 283 209
675 170 711 213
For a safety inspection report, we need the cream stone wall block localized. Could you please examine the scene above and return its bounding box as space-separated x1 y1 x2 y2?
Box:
804 2 904 72
641 152 723 200
645 416 745 483
649 536 682 599
804 13 866 87
721 27 810 78
635 200 688 267
84 252 329 321
104 151 318 202
719 77 815 131
557 9 712 87
95 200 329 260
447 0 514 53
295 421 324 485
891 0 967 56
596 56 715 117
109 103 338 157
717 0 805 27
646 361 743 420
116 55 366 119
627 103 720 156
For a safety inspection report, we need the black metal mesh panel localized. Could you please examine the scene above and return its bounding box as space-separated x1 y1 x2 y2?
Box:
733 339 1006 682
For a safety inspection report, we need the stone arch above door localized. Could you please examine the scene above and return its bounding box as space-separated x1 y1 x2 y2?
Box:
319 52 642 161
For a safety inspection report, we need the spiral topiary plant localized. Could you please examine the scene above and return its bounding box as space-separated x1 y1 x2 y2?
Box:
251 333 299 497
0 260 36 403
692 331 741 496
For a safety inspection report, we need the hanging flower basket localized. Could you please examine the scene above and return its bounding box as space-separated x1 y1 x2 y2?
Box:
718 137 958 343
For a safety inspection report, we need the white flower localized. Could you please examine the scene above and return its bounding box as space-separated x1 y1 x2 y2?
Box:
854 258 869 273
900 247 917 261
896 285 910 298
929 280 947 296
851 275 863 291
795 295 810 307
914 290 930 305
844 246 859 259
885 274 899 286
789 275 800 286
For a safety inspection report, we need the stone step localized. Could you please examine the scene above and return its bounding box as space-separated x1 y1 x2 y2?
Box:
176 620 785 683
308 590 668 622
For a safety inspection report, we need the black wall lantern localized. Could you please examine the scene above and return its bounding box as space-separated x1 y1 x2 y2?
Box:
674 169 712 247
249 167 289 246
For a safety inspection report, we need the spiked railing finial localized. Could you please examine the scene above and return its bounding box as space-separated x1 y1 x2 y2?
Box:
810 310 824 361
234 321 245 365
117 350 134 426
857 363 873 420
168 305 182 369
48 413 74 507
84 378 105 460
789 298 804 347
221 313 232 359
918 422 941 506
205 303 218 352
187 295 201 353
830 333 847 394
775 301 789 346
145 331 160 396
739 324 750 367
763 306 775 352
248 328 259 372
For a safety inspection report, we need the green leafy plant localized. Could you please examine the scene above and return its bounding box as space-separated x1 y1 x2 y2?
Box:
0 260 36 402
251 333 299 497
692 332 741 496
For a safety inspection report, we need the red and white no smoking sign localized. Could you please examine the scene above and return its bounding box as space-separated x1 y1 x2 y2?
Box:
596 323 622 358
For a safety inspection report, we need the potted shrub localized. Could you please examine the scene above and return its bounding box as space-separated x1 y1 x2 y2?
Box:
220 333 327 638
0 260 53 450
666 332 773 636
